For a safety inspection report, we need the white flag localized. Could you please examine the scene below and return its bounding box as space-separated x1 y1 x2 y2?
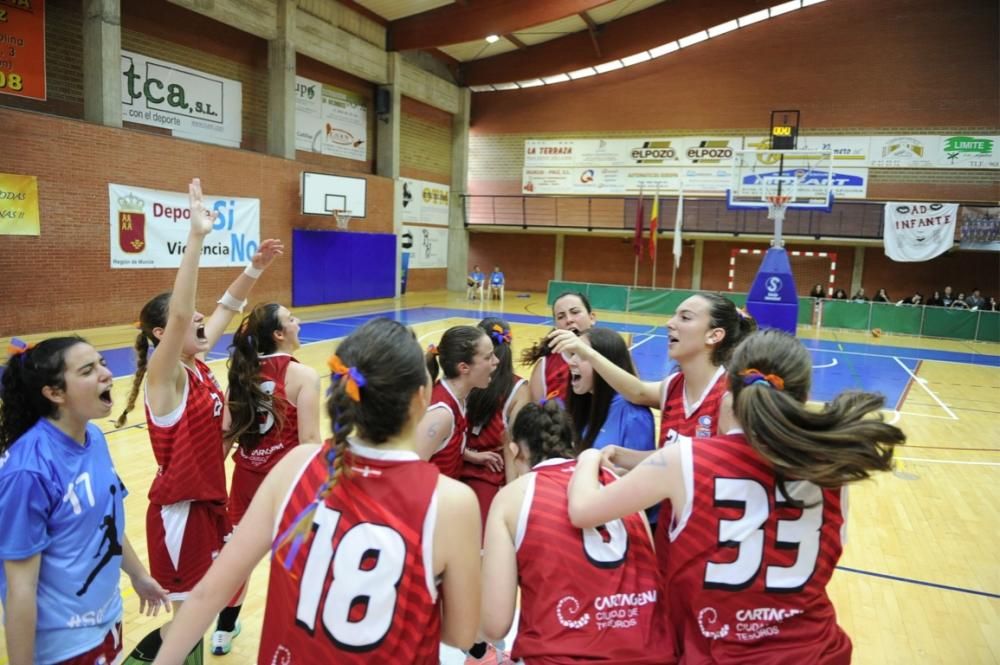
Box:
883 202 958 262
672 189 684 269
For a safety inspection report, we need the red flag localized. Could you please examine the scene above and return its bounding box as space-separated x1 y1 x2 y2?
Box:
633 190 645 258
648 191 660 259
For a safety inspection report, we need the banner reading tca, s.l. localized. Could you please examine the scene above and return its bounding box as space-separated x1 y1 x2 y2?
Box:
0 173 40 235
0 0 46 101
108 183 260 269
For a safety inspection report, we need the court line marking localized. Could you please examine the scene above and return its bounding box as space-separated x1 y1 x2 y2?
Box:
893 356 958 420
629 334 658 351
895 456 1000 467
836 566 1000 599
812 358 838 369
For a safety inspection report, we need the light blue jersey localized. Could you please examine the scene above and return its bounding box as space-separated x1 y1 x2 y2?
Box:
588 393 655 452
0 419 126 664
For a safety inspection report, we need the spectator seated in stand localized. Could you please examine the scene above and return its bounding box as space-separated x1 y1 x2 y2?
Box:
467 264 485 300
851 288 869 303
925 290 945 307
874 288 892 303
832 288 848 300
489 266 505 300
966 288 985 310
951 293 970 309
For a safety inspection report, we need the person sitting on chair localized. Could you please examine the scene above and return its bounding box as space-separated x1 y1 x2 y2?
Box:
467 265 485 300
489 266 505 300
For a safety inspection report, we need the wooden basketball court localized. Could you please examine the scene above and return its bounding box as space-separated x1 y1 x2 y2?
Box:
1 291 997 664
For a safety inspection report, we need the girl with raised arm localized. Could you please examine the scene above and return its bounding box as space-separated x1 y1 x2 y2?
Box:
567 329 905 662
151 318 483 664
0 337 169 665
115 178 282 661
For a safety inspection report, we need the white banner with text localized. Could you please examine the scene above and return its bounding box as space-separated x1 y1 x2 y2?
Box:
295 76 368 161
883 202 958 262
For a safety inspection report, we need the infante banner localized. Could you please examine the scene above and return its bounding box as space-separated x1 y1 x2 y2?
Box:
108 183 260 269
883 202 958 262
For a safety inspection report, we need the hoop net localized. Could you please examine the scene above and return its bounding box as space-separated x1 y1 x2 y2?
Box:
331 209 352 230
766 195 791 221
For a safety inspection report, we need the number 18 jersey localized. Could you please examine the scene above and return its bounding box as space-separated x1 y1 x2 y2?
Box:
665 434 851 664
259 442 442 664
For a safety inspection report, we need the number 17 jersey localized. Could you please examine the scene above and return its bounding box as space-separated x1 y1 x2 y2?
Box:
259 442 442 664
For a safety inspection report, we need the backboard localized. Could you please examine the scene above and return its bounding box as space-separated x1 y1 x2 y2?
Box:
301 171 367 217
727 149 835 211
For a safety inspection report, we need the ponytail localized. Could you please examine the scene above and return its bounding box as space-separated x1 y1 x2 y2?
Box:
116 292 170 428
225 304 286 450
115 332 149 428
729 330 905 497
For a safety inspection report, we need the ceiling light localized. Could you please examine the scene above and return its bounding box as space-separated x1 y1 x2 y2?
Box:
737 9 770 26
708 20 739 37
622 52 652 67
567 67 597 79
485 34 500 43
769 0 802 17
594 60 624 73
469 85 495 92
678 31 709 48
802 0 827 5
492 82 519 90
649 41 679 58
542 73 571 84
517 78 545 88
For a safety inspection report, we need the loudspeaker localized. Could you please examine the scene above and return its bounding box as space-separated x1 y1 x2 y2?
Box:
376 87 392 116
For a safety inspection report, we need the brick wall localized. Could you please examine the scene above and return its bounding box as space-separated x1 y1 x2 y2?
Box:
0 107 393 336
468 233 556 293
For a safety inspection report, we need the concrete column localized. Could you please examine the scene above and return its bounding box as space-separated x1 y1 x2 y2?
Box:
375 53 403 294
446 88 471 292
691 239 705 290
851 246 865 294
554 234 565 280
267 0 297 159
83 0 122 127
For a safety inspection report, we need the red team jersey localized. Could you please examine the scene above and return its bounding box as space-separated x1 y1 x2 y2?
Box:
513 459 674 664
145 358 226 505
461 376 526 486
664 434 850 664
657 366 728 446
541 353 570 402
260 444 442 665
232 354 300 474
427 380 467 479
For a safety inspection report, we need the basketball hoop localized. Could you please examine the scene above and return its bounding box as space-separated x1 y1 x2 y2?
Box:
331 209 352 230
765 195 791 221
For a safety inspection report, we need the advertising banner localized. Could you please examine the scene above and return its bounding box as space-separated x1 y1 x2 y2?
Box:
400 224 448 268
0 172 40 235
400 177 450 226
121 50 242 148
109 183 260 269
0 0 45 100
883 202 958 262
295 76 367 161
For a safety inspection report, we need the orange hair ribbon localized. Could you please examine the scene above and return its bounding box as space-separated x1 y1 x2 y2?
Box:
327 354 366 402
739 368 784 391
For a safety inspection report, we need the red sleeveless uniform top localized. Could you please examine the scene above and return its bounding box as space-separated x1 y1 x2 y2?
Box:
145 358 226 505
233 354 300 474
657 366 728 446
427 379 466 479
260 444 442 665
512 459 675 664
542 353 570 402
664 434 851 664
461 376 525 486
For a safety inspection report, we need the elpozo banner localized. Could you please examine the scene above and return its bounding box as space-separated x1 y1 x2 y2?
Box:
294 76 367 161
121 51 242 148
400 178 450 226
109 183 260 269
0 173 40 235
883 202 958 262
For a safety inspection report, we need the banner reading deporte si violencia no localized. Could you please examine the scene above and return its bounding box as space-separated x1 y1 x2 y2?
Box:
108 183 260 269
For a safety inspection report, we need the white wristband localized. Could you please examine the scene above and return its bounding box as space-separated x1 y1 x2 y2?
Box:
243 265 263 279
217 290 247 313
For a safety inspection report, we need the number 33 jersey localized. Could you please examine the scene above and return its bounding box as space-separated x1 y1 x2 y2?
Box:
260 442 442 664
665 434 851 664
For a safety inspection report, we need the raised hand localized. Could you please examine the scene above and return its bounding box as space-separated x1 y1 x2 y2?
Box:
188 177 218 237
547 328 588 358
251 238 285 271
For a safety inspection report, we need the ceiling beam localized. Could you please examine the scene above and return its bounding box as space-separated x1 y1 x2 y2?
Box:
579 11 601 58
388 0 611 52
462 0 761 85
505 33 528 49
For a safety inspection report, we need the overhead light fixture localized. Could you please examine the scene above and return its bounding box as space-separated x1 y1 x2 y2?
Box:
649 41 679 58
567 67 597 80
594 60 624 73
485 34 500 43
769 0 802 17
622 51 652 67
516 78 545 88
542 73 571 84
708 20 739 37
737 9 770 26
678 31 709 48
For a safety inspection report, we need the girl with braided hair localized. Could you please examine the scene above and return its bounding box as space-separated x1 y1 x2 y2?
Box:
480 401 673 663
114 178 282 661
0 337 169 665
568 329 906 662
416 325 498 478
152 318 482 664
461 317 530 528
210 303 320 654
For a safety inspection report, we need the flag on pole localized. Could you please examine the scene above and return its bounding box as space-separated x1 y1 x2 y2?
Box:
633 189 645 258
672 188 684 269
648 190 660 259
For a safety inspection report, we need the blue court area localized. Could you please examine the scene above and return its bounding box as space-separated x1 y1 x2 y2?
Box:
91 306 999 415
